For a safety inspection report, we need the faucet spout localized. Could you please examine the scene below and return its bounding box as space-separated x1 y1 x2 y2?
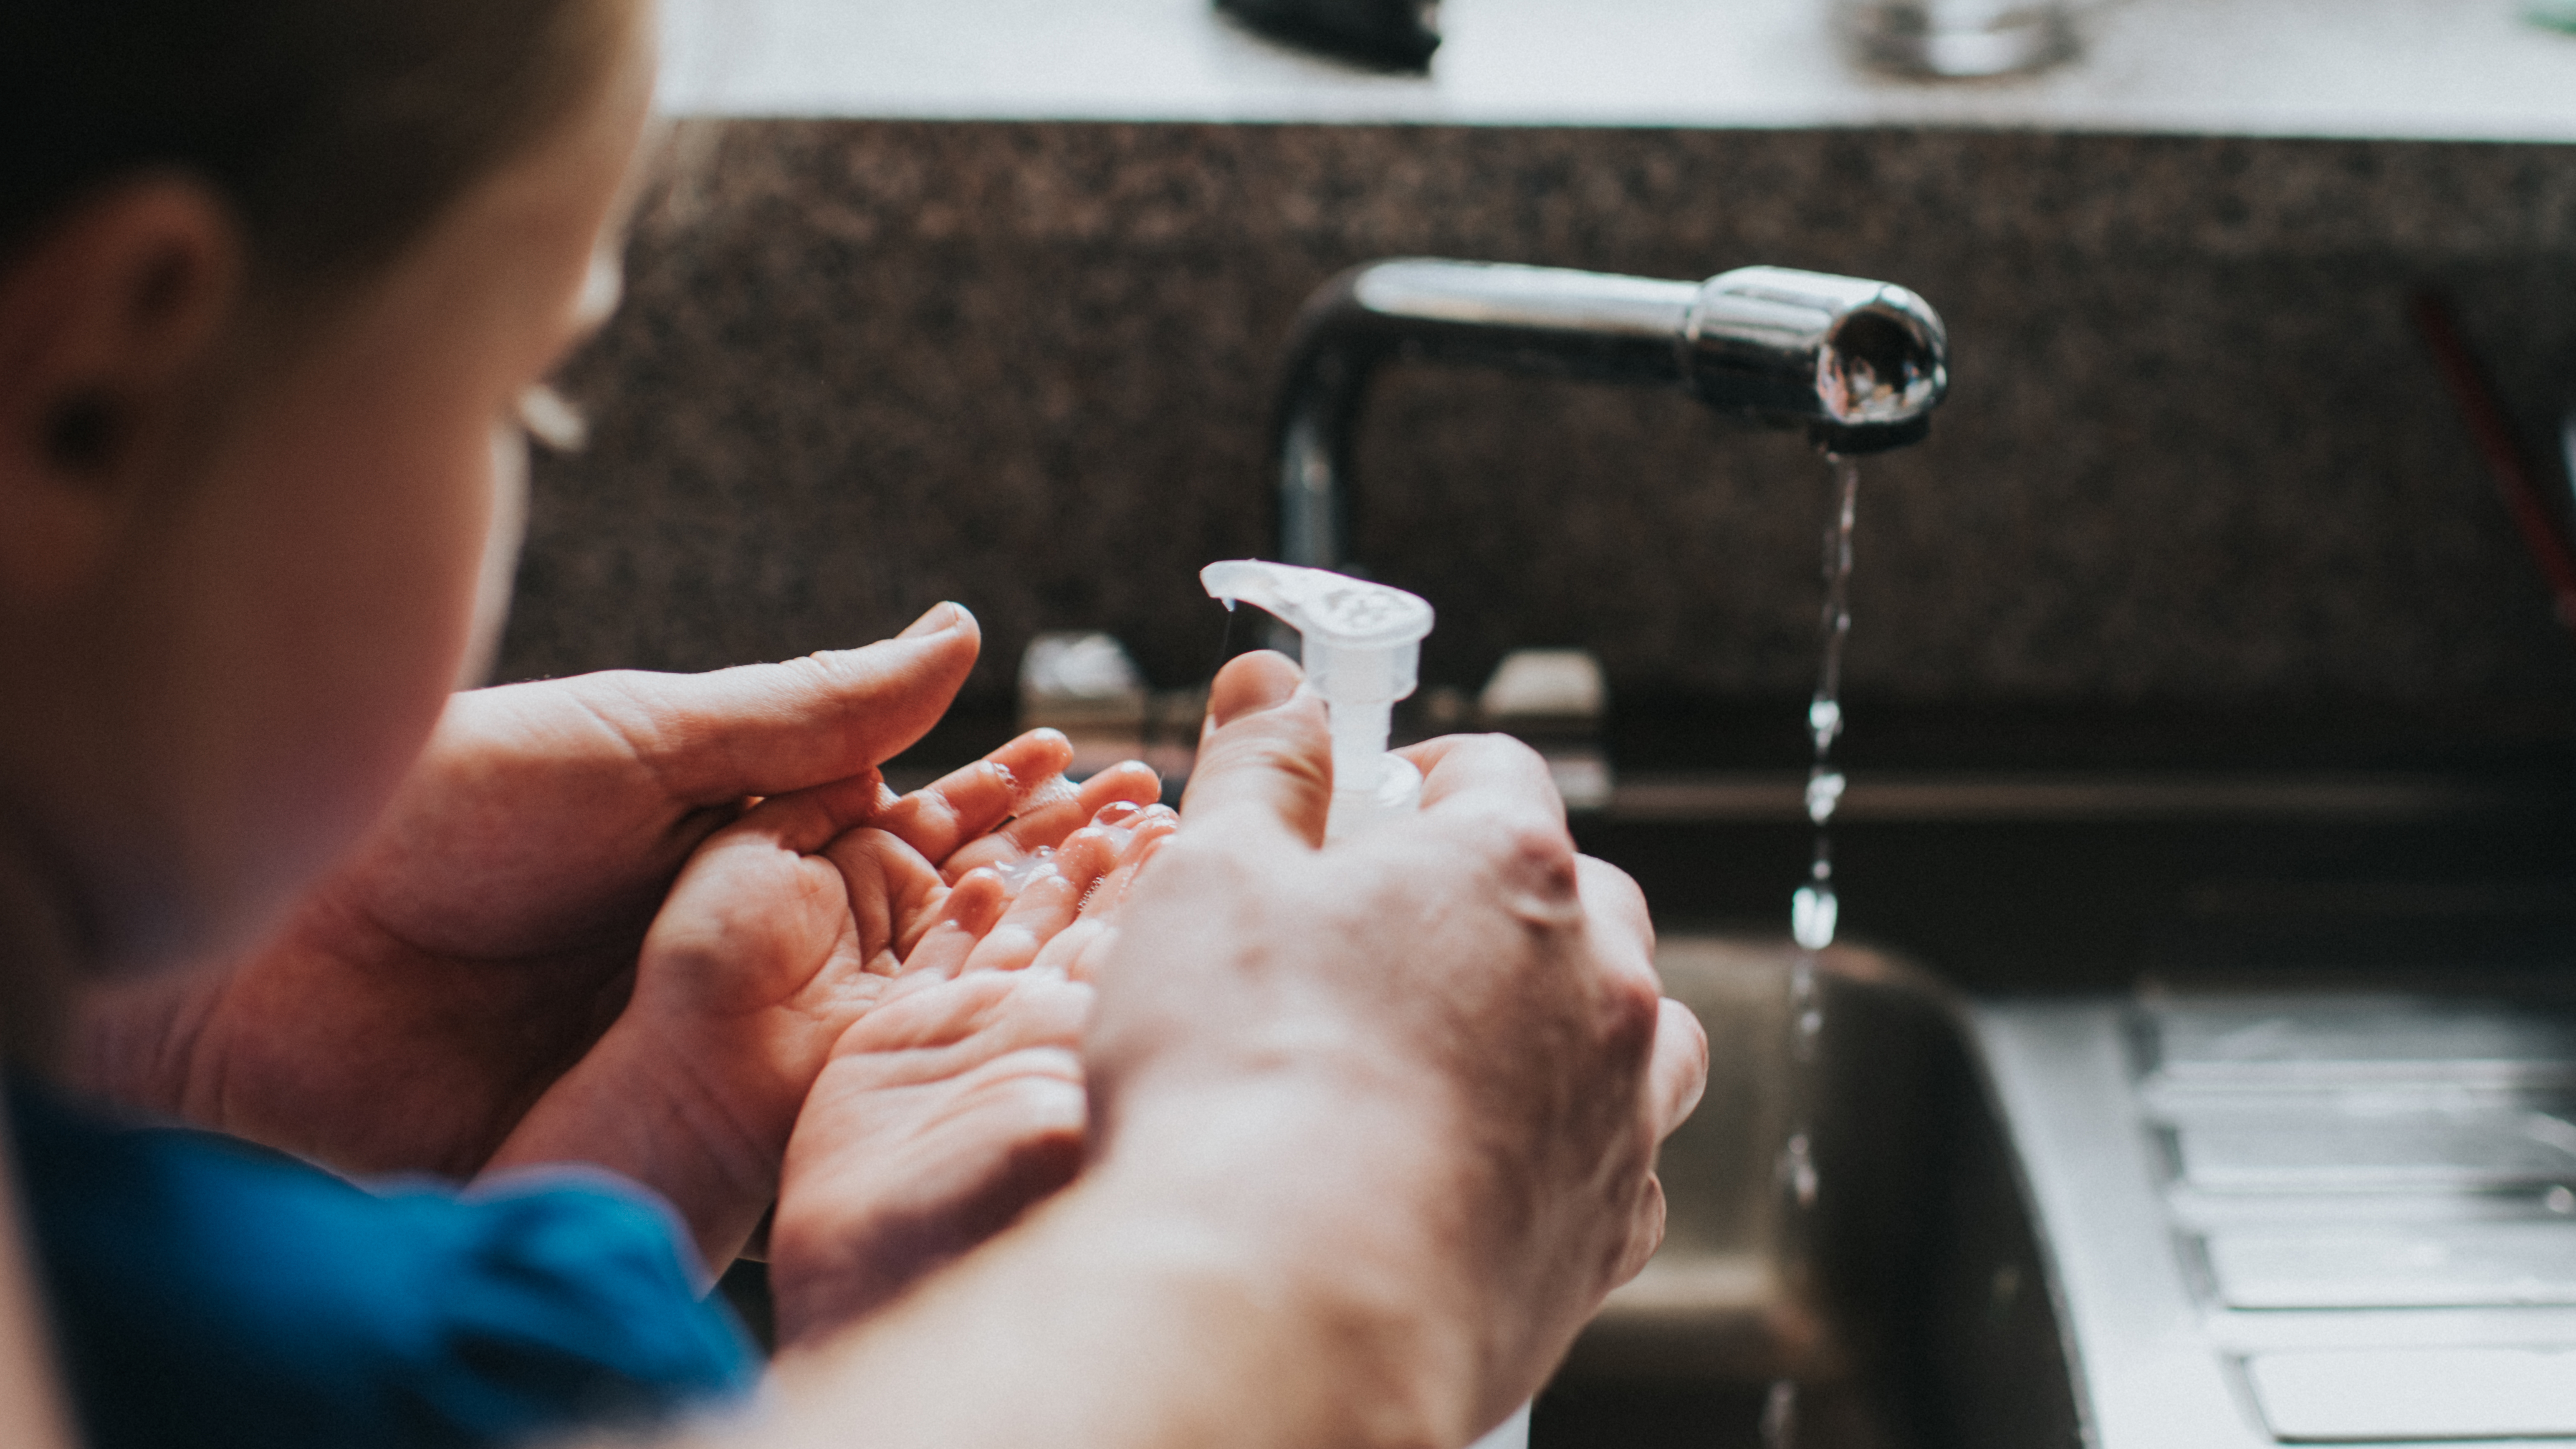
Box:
1272 258 1949 571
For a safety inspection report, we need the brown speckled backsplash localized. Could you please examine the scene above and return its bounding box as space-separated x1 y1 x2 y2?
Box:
503 122 2576 756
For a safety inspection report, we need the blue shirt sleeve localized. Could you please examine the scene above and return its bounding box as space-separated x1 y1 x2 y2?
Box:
10 1080 758 1449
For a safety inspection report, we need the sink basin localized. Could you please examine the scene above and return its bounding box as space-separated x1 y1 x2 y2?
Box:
1538 935 2082 1449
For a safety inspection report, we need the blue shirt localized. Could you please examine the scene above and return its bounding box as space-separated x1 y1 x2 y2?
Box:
10 1081 757 1449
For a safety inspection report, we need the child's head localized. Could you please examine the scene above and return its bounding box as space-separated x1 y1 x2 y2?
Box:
0 0 654 976
3 1 635 296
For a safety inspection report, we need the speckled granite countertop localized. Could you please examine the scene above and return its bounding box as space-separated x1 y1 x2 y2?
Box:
501 119 2576 768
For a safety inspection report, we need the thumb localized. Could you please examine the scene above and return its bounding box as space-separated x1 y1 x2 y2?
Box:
594 602 981 804
1178 651 1332 848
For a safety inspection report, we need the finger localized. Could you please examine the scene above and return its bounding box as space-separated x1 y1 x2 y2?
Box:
1011 763 1161 854
1105 802 1181 875
1026 805 1175 979
722 771 889 857
1077 807 1180 920
873 730 1076 866
1177 652 1330 847
1066 924 1127 984
901 869 1011 979
1644 997 1711 1143
958 828 1124 974
1615 1175 1671 1286
821 827 948 972
1576 856 1657 985
957 872 1079 975
1399 732 1567 829
581 602 982 805
1073 763 1164 827
1089 799 1150 830
1203 650 1305 734
1029 918 1110 976
1569 855 1689 1141
944 761 1163 880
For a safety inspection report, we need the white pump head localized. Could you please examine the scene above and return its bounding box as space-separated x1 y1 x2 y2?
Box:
1201 560 1434 840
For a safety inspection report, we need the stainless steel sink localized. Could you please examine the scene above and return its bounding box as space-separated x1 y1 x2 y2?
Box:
1977 990 2576 1449
1539 935 2082 1449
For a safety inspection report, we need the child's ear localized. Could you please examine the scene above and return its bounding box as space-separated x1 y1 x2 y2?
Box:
0 176 243 604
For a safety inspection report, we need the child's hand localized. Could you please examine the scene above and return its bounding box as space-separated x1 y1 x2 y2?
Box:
916 799 1180 981
483 743 1161 1271
768 802 1176 1342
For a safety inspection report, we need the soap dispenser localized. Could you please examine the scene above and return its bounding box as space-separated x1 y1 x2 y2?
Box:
1203 559 1527 1449
1200 560 1433 842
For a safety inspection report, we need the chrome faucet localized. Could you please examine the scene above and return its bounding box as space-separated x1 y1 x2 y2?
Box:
1272 258 1950 572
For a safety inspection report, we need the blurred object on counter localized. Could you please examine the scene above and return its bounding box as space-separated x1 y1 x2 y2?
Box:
1017 631 1148 777
2409 290 2576 637
1479 649 1614 812
1213 0 1439 70
1835 0 2077 77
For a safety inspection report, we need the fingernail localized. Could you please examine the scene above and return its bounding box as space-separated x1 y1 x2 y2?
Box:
1210 651 1302 727
1246 652 1299 707
900 601 967 639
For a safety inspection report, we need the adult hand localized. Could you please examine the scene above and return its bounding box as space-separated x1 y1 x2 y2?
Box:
68 603 1147 1178
713 653 1703 1449
1074 651 1708 1445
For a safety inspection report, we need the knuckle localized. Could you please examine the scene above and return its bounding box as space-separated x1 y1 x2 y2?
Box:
1201 727 1332 802
1459 729 1543 765
1125 831 1251 898
1578 855 1650 927
1679 997 1710 1058
1629 1177 1670 1271
1599 968 1665 1054
1492 816 1580 897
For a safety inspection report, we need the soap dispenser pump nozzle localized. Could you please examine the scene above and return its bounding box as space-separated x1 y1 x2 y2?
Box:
1200 559 1434 840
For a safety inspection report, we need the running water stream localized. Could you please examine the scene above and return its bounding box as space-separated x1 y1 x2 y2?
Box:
1792 453 1860 956
1766 453 1863 1449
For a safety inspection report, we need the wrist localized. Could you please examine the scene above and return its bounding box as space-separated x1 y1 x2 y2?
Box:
489 1014 789 1268
1082 1076 1492 1447
756 1070 1511 1449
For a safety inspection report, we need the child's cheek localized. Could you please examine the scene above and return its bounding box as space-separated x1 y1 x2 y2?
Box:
179 390 495 954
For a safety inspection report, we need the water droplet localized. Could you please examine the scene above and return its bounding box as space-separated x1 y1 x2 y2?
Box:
1807 695 1842 751
995 847 1056 892
2549 1185 2575 1214
1792 884 1838 951
1788 956 1823 1060
1761 1380 1799 1449
1780 1131 1818 1209
1804 769 1845 825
